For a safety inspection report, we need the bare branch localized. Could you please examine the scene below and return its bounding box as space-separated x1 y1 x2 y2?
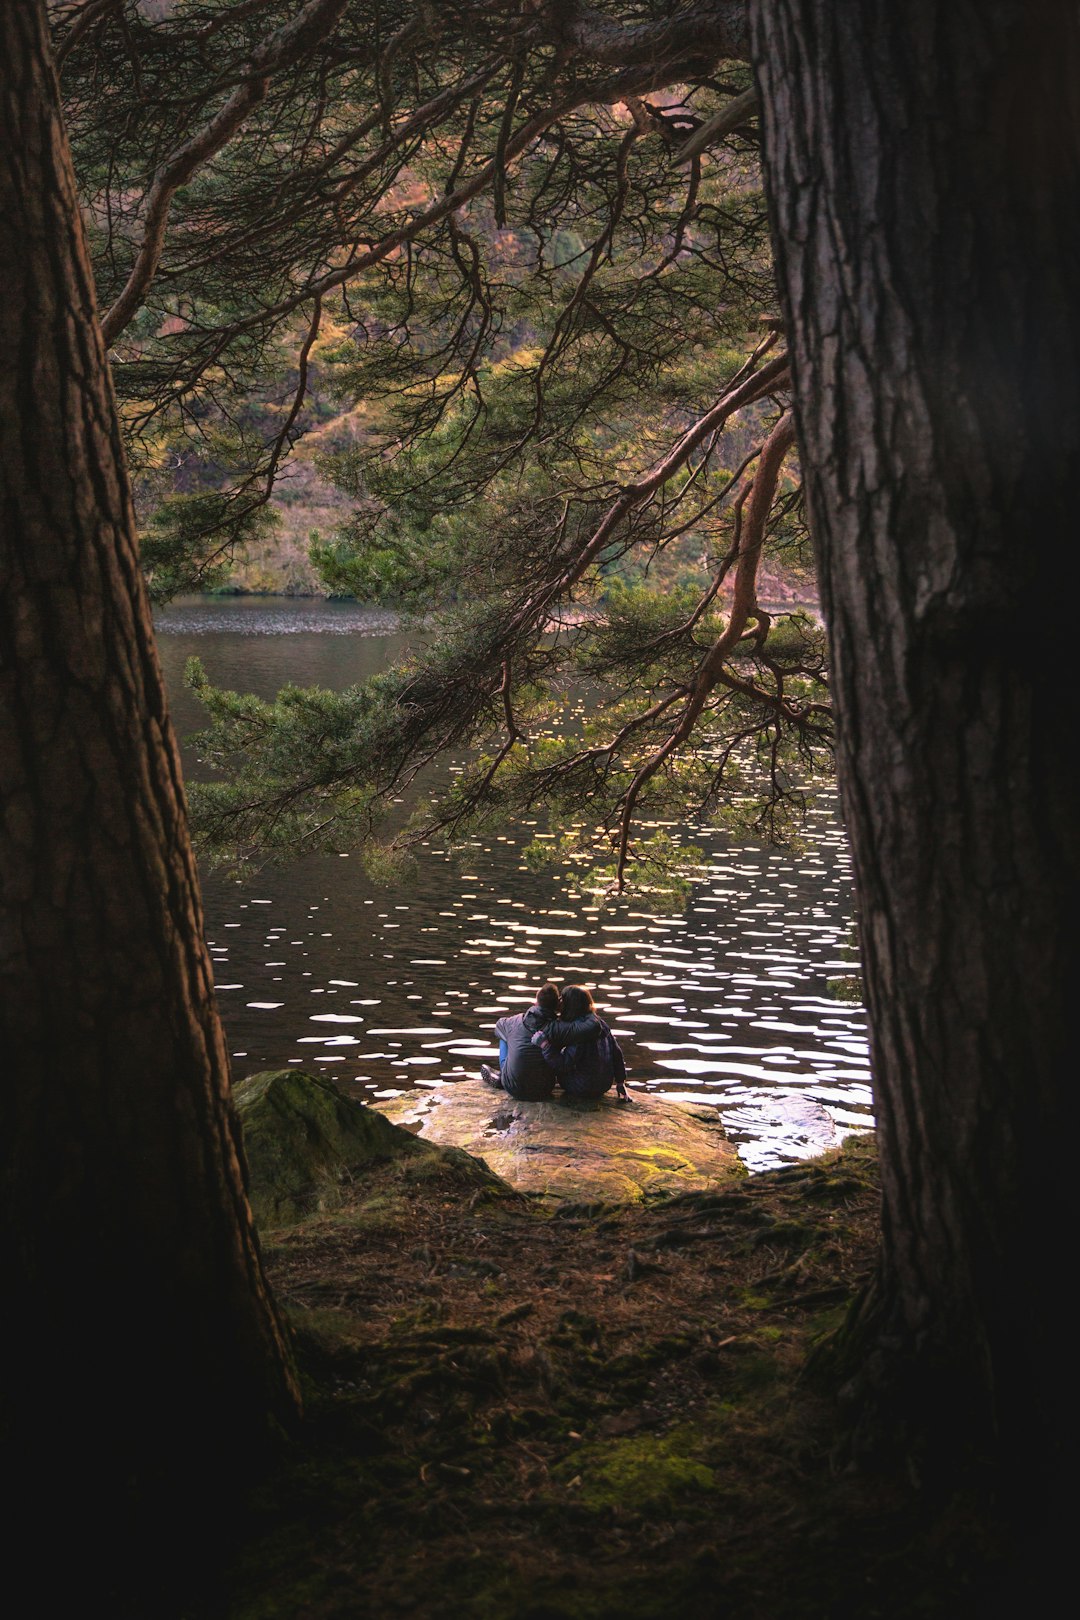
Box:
673 85 759 163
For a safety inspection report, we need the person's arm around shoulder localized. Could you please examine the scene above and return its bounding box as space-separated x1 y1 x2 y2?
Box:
531 1028 572 1074
545 1012 602 1047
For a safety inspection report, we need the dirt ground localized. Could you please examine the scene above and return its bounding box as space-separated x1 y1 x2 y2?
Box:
172 1131 1041 1620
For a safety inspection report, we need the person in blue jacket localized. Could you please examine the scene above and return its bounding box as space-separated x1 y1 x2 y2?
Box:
480 982 602 1100
530 985 628 1100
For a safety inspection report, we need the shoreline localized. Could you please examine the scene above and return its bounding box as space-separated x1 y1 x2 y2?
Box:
154 587 824 619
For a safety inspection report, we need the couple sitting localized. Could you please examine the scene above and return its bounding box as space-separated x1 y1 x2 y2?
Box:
482 982 628 1102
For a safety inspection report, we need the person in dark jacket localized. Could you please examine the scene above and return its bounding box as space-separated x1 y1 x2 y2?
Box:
481 982 602 1100
531 984 628 1100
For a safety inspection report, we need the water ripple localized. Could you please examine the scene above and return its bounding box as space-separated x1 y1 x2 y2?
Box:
158 603 873 1173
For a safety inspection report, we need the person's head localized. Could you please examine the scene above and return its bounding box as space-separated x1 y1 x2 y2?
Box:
560 984 595 1021
535 982 561 1015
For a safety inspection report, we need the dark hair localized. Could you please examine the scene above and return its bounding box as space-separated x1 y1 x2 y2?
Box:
536 982 561 1014
559 985 595 1021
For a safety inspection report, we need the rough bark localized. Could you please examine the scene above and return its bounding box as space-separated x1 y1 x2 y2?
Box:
750 0 1079 1469
0 0 299 1525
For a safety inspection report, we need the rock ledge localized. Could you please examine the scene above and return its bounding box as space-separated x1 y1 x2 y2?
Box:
234 1069 503 1228
375 1082 745 1202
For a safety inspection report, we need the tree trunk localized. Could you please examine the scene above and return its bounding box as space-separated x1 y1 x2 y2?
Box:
750 0 1079 1471
0 0 299 1535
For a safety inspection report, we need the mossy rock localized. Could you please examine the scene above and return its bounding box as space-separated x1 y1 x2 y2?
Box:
234 1070 506 1229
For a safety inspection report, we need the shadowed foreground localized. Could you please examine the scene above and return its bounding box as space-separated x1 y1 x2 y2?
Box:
173 1082 1032 1618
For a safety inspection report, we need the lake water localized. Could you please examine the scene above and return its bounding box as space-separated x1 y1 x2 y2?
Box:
155 596 873 1172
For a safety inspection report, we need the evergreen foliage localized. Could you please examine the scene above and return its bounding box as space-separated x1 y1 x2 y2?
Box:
56 1 826 885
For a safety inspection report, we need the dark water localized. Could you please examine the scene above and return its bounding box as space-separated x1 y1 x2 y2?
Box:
155 597 872 1172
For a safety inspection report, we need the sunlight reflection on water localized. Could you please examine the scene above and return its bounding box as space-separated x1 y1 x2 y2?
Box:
156 596 872 1172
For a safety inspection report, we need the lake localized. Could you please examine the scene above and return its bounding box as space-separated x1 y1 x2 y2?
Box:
155 596 873 1172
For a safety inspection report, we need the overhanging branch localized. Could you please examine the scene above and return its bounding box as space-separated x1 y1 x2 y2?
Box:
100 0 348 345
613 406 796 886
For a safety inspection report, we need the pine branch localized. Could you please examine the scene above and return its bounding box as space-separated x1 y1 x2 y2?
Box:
100 0 348 344
614 407 796 886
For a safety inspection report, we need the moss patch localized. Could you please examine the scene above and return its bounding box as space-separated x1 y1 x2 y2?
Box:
558 1427 716 1512
234 1069 508 1228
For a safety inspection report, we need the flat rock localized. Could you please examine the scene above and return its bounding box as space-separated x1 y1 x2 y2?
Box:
375 1083 746 1202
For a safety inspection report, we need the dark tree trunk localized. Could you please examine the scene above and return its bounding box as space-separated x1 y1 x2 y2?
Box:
0 0 299 1535
750 0 1079 1471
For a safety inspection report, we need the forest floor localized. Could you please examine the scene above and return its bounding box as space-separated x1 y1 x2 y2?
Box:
186 1135 1026 1620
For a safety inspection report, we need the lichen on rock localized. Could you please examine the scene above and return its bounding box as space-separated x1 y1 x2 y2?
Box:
376 1082 746 1202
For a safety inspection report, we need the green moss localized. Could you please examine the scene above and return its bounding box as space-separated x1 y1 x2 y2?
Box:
557 1427 716 1512
234 1069 423 1228
825 975 863 1003
284 1305 367 1351
282 1306 381 1391
655 1332 698 1357
397 1144 492 1185
754 1219 815 1248
738 1289 772 1310
234 1069 509 1229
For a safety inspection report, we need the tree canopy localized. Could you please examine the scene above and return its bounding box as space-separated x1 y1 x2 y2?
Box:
55 0 830 888
2 0 1070 1554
